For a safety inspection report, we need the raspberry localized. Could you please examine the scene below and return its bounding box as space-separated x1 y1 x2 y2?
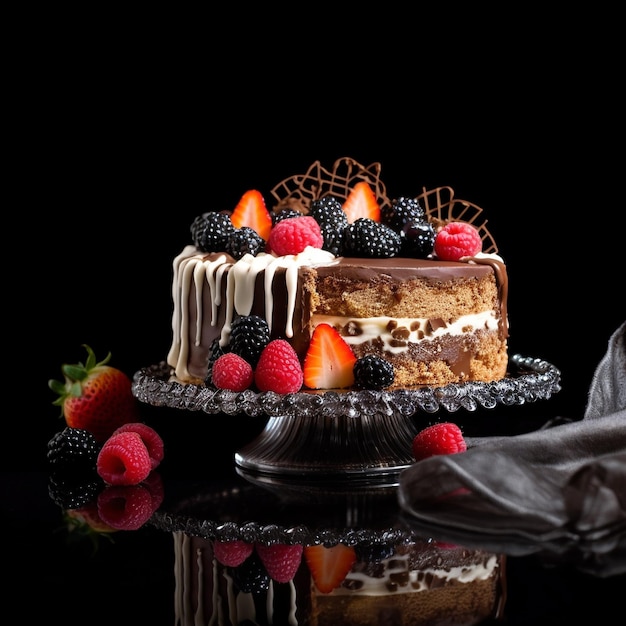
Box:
97 484 155 530
212 352 254 391
267 216 323 256
214 539 254 567
254 339 304 393
96 431 152 486
256 543 304 583
112 422 164 470
412 422 467 461
434 221 482 261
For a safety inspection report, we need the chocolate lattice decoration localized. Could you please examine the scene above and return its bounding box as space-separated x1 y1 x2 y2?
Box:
270 157 498 255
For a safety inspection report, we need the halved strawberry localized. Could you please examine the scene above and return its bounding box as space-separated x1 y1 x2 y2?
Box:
230 189 273 241
303 324 357 389
342 181 380 224
304 544 357 594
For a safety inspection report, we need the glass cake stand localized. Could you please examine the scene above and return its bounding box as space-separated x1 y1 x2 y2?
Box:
133 355 561 487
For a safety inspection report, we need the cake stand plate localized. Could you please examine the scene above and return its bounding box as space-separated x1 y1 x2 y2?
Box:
133 355 561 486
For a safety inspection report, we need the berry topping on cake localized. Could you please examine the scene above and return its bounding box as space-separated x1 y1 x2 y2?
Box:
96 431 153 486
343 218 401 258
229 315 271 368
47 426 101 471
191 211 235 252
214 539 255 567
211 352 254 391
225 225 265 259
255 339 304 393
256 543 304 583
400 219 436 258
381 196 425 231
412 422 467 461
304 544 357 593
353 355 395 390
303 324 357 390
434 221 482 261
48 344 140 443
342 181 381 223
230 189 273 241
111 422 164 470
230 552 270 593
267 215 324 256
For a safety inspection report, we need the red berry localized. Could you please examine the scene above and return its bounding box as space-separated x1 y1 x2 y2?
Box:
412 422 467 461
212 352 254 391
112 422 164 470
214 539 254 567
254 340 304 393
434 222 482 261
97 484 155 530
267 216 323 256
96 431 152 485
256 543 304 583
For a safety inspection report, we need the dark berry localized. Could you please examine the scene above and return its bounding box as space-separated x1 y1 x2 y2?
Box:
343 219 401 258
310 196 348 228
48 470 102 510
354 541 395 563
191 212 235 252
229 315 271 368
273 208 302 224
353 355 395 389
225 226 265 260
400 220 436 258
381 197 425 233
47 427 101 471
229 551 270 593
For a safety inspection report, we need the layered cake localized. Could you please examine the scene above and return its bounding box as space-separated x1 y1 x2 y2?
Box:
172 532 505 626
166 158 509 392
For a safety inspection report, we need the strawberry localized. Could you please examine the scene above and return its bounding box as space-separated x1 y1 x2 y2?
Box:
342 181 381 224
304 544 357 593
256 543 304 583
49 345 140 442
303 324 357 390
230 189 273 241
412 422 467 461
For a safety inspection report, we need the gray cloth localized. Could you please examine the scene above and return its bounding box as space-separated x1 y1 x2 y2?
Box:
398 321 626 573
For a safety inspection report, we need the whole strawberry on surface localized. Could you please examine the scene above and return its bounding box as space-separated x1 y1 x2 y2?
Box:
49 344 140 442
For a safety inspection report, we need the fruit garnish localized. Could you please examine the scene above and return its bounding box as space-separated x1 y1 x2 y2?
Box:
353 355 394 390
304 544 357 593
230 189 273 241
303 324 357 390
412 422 467 461
211 352 254 391
47 427 102 471
255 543 304 583
433 221 482 261
342 181 381 223
214 539 254 567
254 339 304 393
267 215 324 256
48 344 140 442
96 431 152 486
111 422 164 471
97 484 155 531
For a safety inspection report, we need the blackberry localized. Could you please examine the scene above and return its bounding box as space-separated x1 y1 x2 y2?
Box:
225 226 265 260
400 220 436 258
48 470 101 510
229 315 271 368
343 219 401 258
273 208 302 225
318 220 345 256
309 196 348 228
205 338 227 387
381 197 425 233
190 211 235 252
229 551 270 593
354 541 395 563
353 355 395 389
47 427 101 471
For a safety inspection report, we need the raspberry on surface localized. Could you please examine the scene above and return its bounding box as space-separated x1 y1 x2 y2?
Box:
254 340 303 394
434 221 482 261
211 352 254 391
412 422 467 461
96 431 152 486
111 422 164 470
267 216 324 256
97 484 155 530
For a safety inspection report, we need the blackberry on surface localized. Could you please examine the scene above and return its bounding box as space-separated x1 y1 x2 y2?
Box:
381 197 425 233
225 226 265 260
48 470 102 510
400 220 436 258
47 427 101 470
229 315 271 368
353 355 395 389
191 212 235 252
343 219 401 258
